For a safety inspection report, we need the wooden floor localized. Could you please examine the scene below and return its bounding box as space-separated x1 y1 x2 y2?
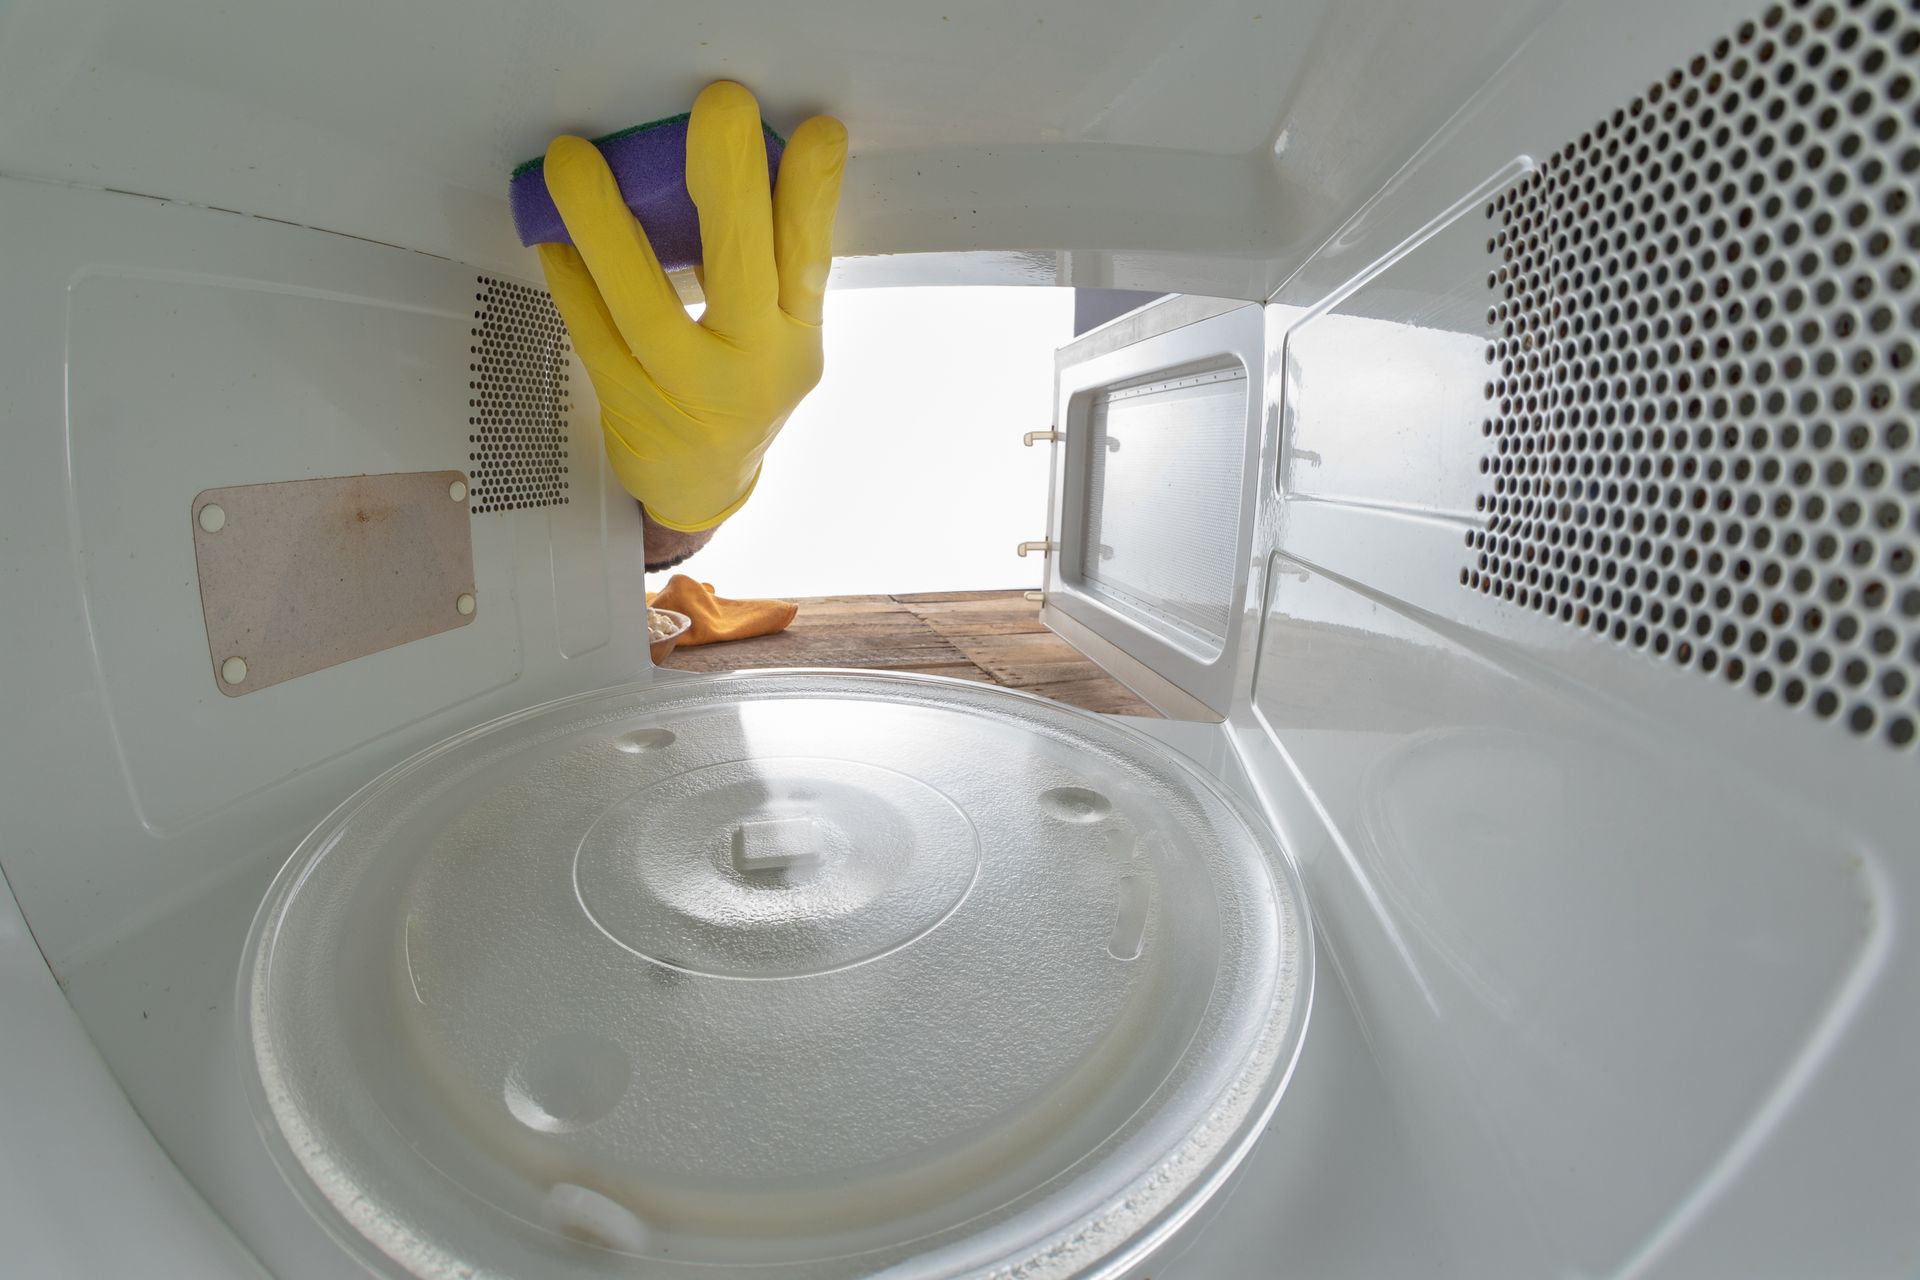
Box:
660 589 1160 718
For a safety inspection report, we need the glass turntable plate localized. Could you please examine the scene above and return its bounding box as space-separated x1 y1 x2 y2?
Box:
243 671 1310 1278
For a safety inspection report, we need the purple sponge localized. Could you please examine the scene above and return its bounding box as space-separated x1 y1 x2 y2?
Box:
509 113 785 270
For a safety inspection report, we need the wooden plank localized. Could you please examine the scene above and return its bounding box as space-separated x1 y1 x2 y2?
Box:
788 595 907 615
887 594 1036 610
947 628 1161 717
978 662 1108 690
899 596 1051 638
785 616 943 634
667 637 964 673
657 591 1159 718
909 619 1051 639
662 596 975 677
898 595 1040 615
945 632 1085 667
909 616 1048 633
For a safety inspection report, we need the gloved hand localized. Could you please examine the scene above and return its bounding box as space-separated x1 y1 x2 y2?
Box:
537 81 848 531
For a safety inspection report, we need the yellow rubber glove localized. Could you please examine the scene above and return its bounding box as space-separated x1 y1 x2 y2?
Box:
537 82 848 531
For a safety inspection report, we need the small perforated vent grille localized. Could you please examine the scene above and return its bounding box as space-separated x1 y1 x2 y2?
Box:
469 276 572 514
1469 0 1920 749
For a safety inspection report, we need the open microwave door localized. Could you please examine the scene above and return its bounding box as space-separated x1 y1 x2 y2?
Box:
1036 299 1266 720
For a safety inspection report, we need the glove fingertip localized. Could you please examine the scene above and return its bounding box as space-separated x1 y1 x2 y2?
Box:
691 80 760 123
792 115 849 166
544 134 595 174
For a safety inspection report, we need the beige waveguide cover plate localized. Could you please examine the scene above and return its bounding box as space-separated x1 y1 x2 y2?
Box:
191 472 476 696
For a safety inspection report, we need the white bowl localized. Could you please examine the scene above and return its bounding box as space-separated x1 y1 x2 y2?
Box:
647 607 691 665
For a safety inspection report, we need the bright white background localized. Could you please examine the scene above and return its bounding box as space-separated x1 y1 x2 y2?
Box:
670 285 1073 598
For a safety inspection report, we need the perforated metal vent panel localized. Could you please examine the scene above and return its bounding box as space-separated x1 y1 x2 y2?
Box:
1469 0 1920 749
468 276 572 514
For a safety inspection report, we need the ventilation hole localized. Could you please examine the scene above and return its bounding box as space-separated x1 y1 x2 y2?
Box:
469 275 573 514
1465 7 1920 752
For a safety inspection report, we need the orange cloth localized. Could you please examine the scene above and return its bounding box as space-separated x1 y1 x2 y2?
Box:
646 575 797 646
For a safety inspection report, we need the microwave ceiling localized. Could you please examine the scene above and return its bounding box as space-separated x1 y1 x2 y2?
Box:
0 0 1555 296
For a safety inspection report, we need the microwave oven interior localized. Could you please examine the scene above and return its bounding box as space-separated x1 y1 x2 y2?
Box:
1 0 1915 1275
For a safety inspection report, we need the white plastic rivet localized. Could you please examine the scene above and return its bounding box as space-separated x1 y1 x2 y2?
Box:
542 1183 647 1253
221 656 248 685
732 817 823 875
198 503 226 533
449 480 468 502
456 592 476 616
